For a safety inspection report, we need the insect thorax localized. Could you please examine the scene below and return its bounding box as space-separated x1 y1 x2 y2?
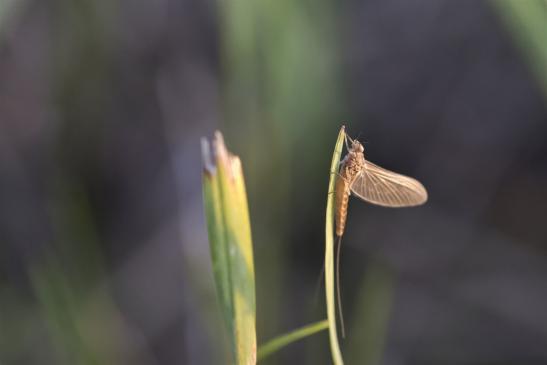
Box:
341 151 365 183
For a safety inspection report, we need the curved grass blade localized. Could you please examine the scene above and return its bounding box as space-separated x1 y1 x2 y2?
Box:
202 132 257 365
325 126 346 365
257 319 329 361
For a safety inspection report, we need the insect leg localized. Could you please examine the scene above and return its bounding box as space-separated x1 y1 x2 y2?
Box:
344 134 351 151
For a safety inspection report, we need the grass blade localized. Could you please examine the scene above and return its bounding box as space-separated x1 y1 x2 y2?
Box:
325 126 346 365
202 132 257 365
257 320 329 361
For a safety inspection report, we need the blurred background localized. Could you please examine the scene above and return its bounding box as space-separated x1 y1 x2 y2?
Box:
1 0 546 364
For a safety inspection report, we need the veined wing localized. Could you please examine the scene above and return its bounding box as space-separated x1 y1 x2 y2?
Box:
350 160 428 207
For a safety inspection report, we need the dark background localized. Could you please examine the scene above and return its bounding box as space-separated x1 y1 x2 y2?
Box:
1 0 546 364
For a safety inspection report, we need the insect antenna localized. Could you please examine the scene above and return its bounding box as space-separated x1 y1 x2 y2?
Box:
355 131 373 146
336 235 346 338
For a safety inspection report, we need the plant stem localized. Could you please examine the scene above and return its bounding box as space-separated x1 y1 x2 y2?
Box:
257 320 329 361
325 126 346 365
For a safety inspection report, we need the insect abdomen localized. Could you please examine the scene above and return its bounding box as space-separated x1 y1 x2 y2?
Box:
335 176 351 237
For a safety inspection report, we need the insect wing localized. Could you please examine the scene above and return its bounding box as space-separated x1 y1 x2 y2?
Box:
350 160 428 207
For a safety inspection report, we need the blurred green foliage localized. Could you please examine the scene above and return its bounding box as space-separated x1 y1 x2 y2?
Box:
217 2 345 363
1 0 546 363
0 0 16 27
347 262 394 365
30 262 125 365
490 0 547 100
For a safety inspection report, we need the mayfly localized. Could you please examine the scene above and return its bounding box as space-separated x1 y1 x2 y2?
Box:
334 132 428 337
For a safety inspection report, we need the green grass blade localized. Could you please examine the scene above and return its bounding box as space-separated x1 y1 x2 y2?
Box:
202 132 257 365
257 320 329 361
202 137 235 352
325 126 346 365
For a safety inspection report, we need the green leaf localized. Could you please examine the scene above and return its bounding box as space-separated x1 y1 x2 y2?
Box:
202 132 257 365
257 319 329 361
325 126 346 365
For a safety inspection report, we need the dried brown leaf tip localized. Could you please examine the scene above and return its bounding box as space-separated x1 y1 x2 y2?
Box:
202 131 242 183
201 137 216 176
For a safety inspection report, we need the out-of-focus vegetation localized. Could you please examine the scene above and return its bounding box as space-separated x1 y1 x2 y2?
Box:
216 0 345 362
490 0 547 99
0 0 17 25
346 262 393 365
1 0 547 364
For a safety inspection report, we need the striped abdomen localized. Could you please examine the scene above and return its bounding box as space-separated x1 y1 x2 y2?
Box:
334 174 351 237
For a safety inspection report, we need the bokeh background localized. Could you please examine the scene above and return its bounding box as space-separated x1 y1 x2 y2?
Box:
1 0 547 364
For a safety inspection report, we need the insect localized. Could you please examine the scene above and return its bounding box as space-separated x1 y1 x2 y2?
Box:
334 132 428 337
335 134 428 237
